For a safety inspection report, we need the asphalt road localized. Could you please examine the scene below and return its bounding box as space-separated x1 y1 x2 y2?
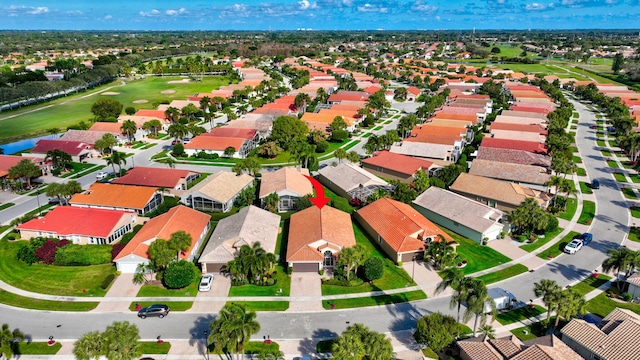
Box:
0 97 629 343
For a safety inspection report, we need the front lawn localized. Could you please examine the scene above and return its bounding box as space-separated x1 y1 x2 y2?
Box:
622 187 638 199
519 227 564 253
557 198 577 221
577 200 596 225
613 172 628 182
496 305 546 325
607 160 619 168
632 207 640 219
137 281 199 297
596 139 606 147
475 264 529 284
537 231 580 260
572 156 582 164
443 229 512 275
224 301 289 311
585 293 640 318
139 341 171 354
15 342 62 355
0 239 115 297
0 289 98 311
579 182 593 194
629 227 640 243
571 274 612 296
228 265 291 296
128 301 193 312
322 290 426 309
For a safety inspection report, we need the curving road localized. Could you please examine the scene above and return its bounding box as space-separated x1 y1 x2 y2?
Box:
0 98 630 344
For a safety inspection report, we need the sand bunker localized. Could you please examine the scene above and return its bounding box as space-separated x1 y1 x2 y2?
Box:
160 90 176 94
167 79 191 84
102 91 120 95
132 99 148 104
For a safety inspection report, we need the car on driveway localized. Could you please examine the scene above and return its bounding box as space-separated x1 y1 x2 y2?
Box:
137 304 170 319
564 239 584 255
577 232 593 246
199 274 214 292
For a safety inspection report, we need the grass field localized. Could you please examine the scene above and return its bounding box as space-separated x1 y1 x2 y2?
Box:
577 200 596 225
224 301 289 311
537 231 580 259
228 265 291 297
16 342 62 355
442 229 512 275
585 292 640 318
137 282 199 297
0 289 98 311
571 274 611 297
0 75 233 144
0 239 115 297
496 305 546 325
322 290 426 309
519 227 564 253
475 264 529 284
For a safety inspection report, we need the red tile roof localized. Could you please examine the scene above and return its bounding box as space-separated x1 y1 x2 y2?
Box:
135 109 166 119
114 205 210 261
17 206 133 237
206 127 257 140
31 140 93 156
357 198 453 253
0 155 42 177
328 91 369 102
361 151 433 177
111 167 198 188
490 122 548 135
184 136 246 152
481 137 548 155
405 124 467 145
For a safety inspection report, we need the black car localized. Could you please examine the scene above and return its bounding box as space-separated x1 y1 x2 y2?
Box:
137 304 170 319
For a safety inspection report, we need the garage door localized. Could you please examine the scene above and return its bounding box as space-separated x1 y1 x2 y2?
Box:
400 252 423 263
116 261 142 274
293 263 318 272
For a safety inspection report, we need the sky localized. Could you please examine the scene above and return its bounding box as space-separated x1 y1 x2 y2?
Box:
1 0 639 31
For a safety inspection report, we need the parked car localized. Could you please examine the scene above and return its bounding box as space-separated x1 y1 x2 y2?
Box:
96 171 114 180
577 232 593 246
564 239 584 255
198 274 214 292
171 139 181 145
182 137 192 144
591 179 600 189
137 304 170 319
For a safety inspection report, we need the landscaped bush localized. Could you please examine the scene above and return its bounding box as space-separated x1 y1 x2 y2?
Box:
55 244 112 266
163 260 199 289
101 273 116 290
331 130 349 142
363 257 384 282
111 243 126 260
16 245 38 265
35 239 69 264
545 214 559 233
315 140 329 153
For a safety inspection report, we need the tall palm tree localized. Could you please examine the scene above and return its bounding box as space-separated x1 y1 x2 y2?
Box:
101 321 142 360
8 159 41 188
554 288 586 330
424 235 457 271
120 120 137 142
436 268 467 323
478 325 496 340
210 303 260 360
0 323 25 359
334 147 347 163
602 247 636 291
107 151 127 176
534 279 562 322
73 330 103 360
164 106 180 124
332 332 366 360
463 279 495 337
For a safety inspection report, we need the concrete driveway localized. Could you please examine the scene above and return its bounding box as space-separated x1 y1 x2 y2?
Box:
288 273 323 312
92 273 141 313
188 274 231 313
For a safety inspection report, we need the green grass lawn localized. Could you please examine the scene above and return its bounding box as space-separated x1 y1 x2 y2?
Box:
629 228 640 242
228 265 291 296
362 133 372 138
631 174 640 184
576 167 586 176
321 223 414 295
373 126 383 131
613 172 628 182
596 139 607 147
16 342 62 355
322 290 426 309
622 161 636 170
496 305 546 325
577 200 596 225
139 341 171 354
579 182 593 194
0 203 14 211
572 156 582 164
0 289 98 311
632 207 640 219
137 281 198 297
602 149 612 157
571 274 611 297
557 198 577 222
607 160 619 168
0 75 234 144
442 229 512 275
520 227 564 253
537 231 580 260
585 292 640 318
224 301 289 311
128 301 192 312
510 322 550 341
0 239 115 297
623 187 638 199
475 264 529 284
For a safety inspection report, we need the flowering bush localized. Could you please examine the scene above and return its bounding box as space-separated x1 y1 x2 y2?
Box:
35 239 69 264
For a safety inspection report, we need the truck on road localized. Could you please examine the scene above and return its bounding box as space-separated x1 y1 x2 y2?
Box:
485 288 517 313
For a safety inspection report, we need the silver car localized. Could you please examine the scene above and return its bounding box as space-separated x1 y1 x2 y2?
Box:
198 274 214 292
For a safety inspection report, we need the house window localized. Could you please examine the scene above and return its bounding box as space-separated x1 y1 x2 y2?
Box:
323 251 334 267
377 235 382 244
488 199 497 208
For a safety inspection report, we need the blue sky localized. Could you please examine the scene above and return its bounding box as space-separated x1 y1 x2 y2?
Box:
1 1 639 30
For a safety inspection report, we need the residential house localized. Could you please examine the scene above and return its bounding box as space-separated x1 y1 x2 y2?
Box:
113 205 211 273
184 128 258 158
389 141 457 164
480 138 548 155
317 162 390 202
450 173 551 211
406 86 421 101
361 151 437 183
69 183 163 215
561 307 640 360
60 130 120 145
17 206 137 245
31 139 94 163
457 334 581 360
111 167 200 194
0 155 46 186
475 147 551 168
259 168 313 212
413 187 505 244
199 205 280 273
181 171 254 213
469 159 550 192
328 91 369 104
355 198 454 263
626 273 640 299
286 205 356 272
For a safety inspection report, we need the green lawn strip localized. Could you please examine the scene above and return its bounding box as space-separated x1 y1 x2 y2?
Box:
496 305 546 325
596 139 606 147
228 265 291 296
629 228 640 242
622 187 638 199
362 133 372 138
520 227 564 252
224 301 289 311
27 184 49 196
631 174 640 184
576 167 586 176
570 274 612 297
601 149 612 157
322 290 427 309
607 160 619 168
441 229 511 274
475 264 529 284
632 207 640 219
572 156 582 164
0 239 114 297
16 342 62 355
25 203 55 217
510 322 550 341
60 162 98 178
321 223 414 295
71 165 106 179
572 112 579 118
151 150 169 160
0 289 98 311
585 293 640 318
373 126 383 130
139 341 171 354
577 200 596 225
622 161 635 170
537 231 580 260
186 172 211 190
342 140 361 151
141 143 157 150
0 203 15 211
570 146 578 153
579 181 593 194
128 301 192 312
570 126 577 130
137 282 198 297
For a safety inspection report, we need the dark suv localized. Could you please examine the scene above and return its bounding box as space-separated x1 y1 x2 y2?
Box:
137 304 170 319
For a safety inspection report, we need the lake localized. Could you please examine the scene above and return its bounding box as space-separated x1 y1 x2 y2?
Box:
0 133 63 155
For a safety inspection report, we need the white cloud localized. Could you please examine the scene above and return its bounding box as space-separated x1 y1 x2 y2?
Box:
166 8 187 16
525 2 547 10
139 9 160 17
357 3 389 13
342 0 354 6
27 7 48 15
104 15 113 19
412 1 437 12
299 0 311 9
66 10 83 16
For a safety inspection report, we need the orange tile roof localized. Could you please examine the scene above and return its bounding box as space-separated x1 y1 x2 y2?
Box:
356 198 452 253
70 183 158 210
184 135 246 152
286 206 356 262
361 151 433 176
206 127 257 140
405 124 467 145
433 112 478 124
135 109 166 119
112 167 198 188
114 205 210 261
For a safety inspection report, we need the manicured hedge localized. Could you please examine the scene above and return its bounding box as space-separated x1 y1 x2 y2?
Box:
55 244 112 266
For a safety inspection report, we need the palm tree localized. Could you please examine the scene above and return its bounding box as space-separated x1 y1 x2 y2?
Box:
554 288 586 330
168 230 192 262
346 151 361 164
167 123 188 140
120 120 137 142
0 323 25 359
463 279 495 337
332 332 366 360
424 235 457 271
45 149 72 171
333 147 347 164
534 279 563 322
73 330 103 360
101 321 142 360
337 245 366 281
602 247 636 290
164 106 180 124
132 263 154 285
106 151 127 176
8 159 41 188
209 303 260 360
478 325 496 340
